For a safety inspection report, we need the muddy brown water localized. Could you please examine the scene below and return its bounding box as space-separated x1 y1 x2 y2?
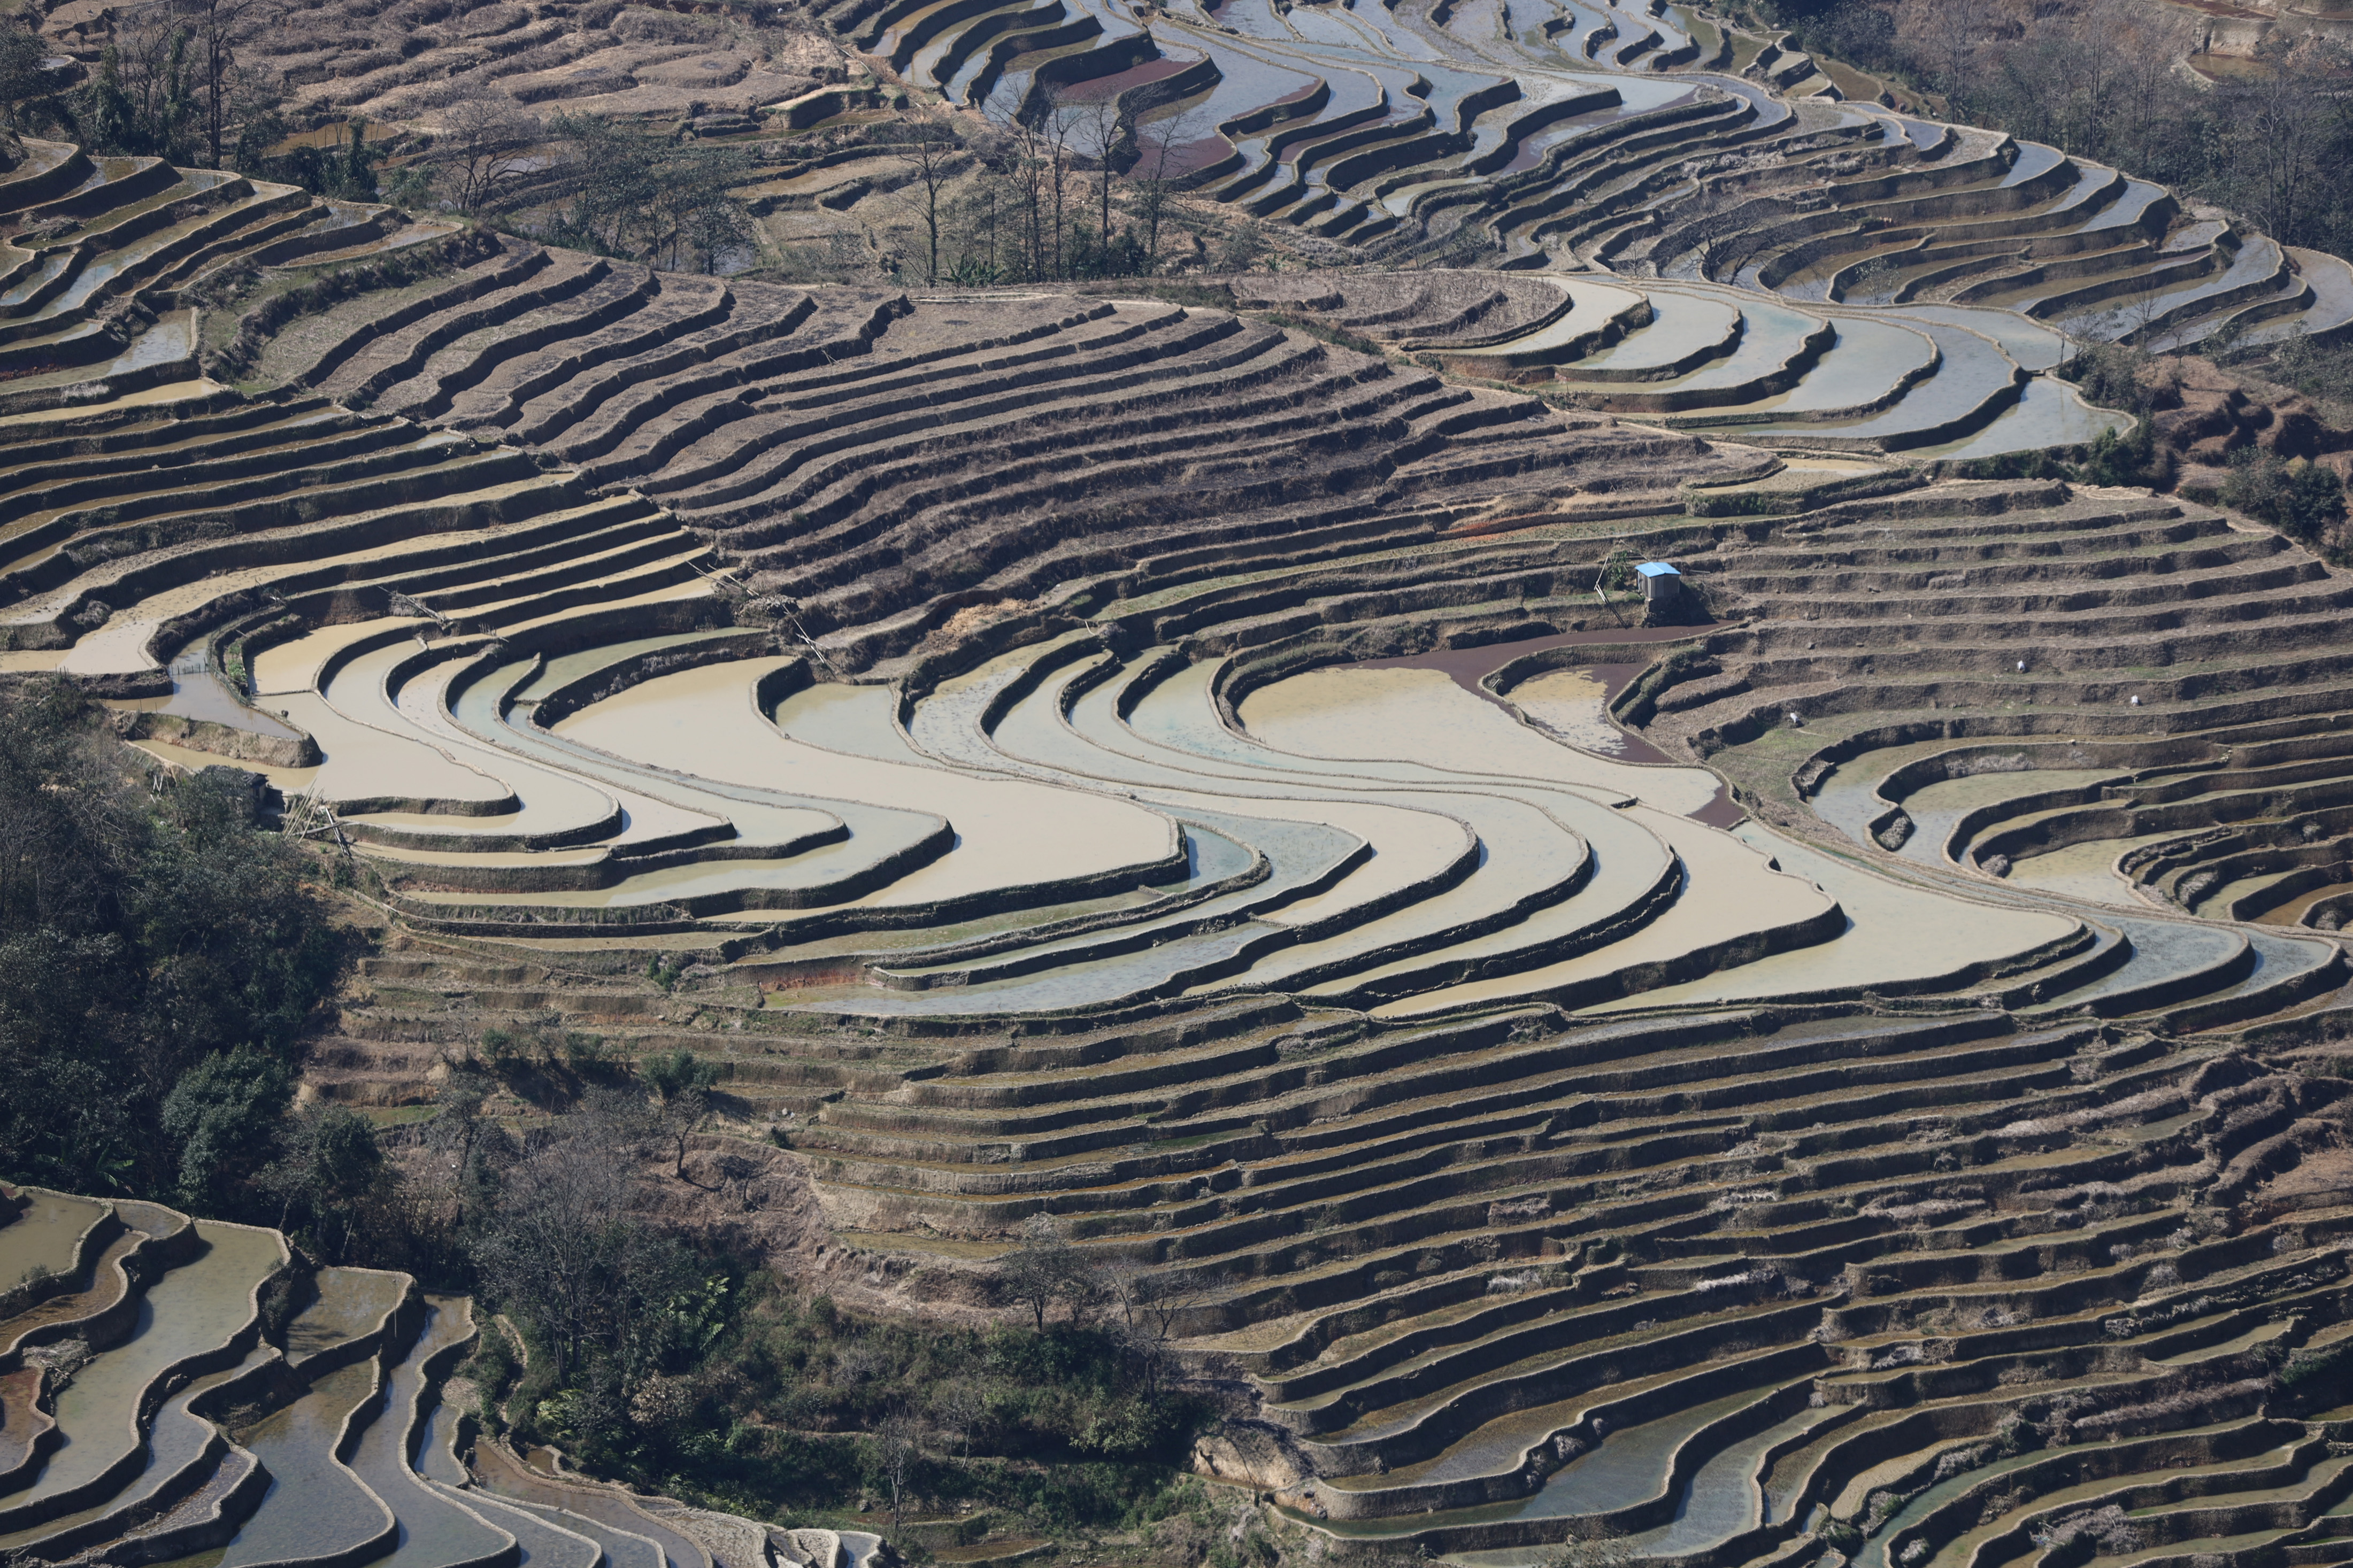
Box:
1239 665 1722 814
0 1189 107 1294
110 668 306 742
1273 624 1741 823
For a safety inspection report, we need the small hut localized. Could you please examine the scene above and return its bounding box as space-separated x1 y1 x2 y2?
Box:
1635 561 1682 605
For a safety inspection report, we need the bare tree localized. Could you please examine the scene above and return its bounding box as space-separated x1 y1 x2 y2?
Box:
170 0 272 167
1043 93 1080 278
998 112 1050 279
1126 106 1201 273
106 7 198 163
1134 1268 1231 1344
460 1096 717 1394
876 1408 921 1533
1101 1257 1152 1331
466 1133 637 1378
425 1061 499 1229
2120 276 2171 345
1072 91 1122 258
2112 4 2189 158
1896 0 1986 114
2222 40 2337 248
640 1047 719 1180
1099 1263 1230 1394
893 107 963 285
931 1380 985 1459
421 85 542 213
995 1212 1099 1328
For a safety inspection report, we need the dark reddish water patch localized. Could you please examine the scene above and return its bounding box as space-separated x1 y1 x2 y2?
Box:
1059 57 1194 102
1164 134 1240 179
1687 782 1745 827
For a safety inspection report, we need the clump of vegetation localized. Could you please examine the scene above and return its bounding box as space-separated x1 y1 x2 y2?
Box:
2064 341 2155 414
2216 447 2348 547
651 1287 1216 1531
0 676 347 1203
441 1088 1217 1536
1949 448 2072 482
2276 1339 2350 1395
2057 342 2172 489
2077 418 2169 490
540 112 756 274
2251 334 2353 415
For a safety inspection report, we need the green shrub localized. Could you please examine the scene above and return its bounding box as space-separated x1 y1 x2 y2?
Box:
460 1326 519 1436
2219 449 2347 545
2062 342 2155 413
2278 1340 2348 1391
0 679 347 1200
1951 447 2071 482
2078 418 2167 489
480 1026 522 1074
160 1045 294 1211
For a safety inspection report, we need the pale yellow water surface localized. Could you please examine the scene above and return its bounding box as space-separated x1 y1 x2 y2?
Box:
1366 805 1832 1018
1582 822 2077 1011
1505 668 1623 754
2003 832 2180 907
557 658 1177 906
275 689 512 810
254 619 427 696
979 653 1482 931
1239 667 1720 815
127 739 321 792
389 648 732 848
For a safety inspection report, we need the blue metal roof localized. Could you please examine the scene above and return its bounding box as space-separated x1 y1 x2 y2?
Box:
1635 561 1680 577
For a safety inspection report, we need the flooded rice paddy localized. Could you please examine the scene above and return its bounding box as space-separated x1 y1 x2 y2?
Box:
0 1190 108 1295
8 1222 281 1516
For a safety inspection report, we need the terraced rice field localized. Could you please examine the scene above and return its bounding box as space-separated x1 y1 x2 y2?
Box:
3 2 2353 1559
0 1188 876 1568
823 0 2353 354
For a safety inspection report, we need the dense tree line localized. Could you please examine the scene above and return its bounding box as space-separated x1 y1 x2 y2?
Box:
0 0 385 199
539 112 756 272
888 95 1224 285
1750 0 2353 264
0 678 347 1207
